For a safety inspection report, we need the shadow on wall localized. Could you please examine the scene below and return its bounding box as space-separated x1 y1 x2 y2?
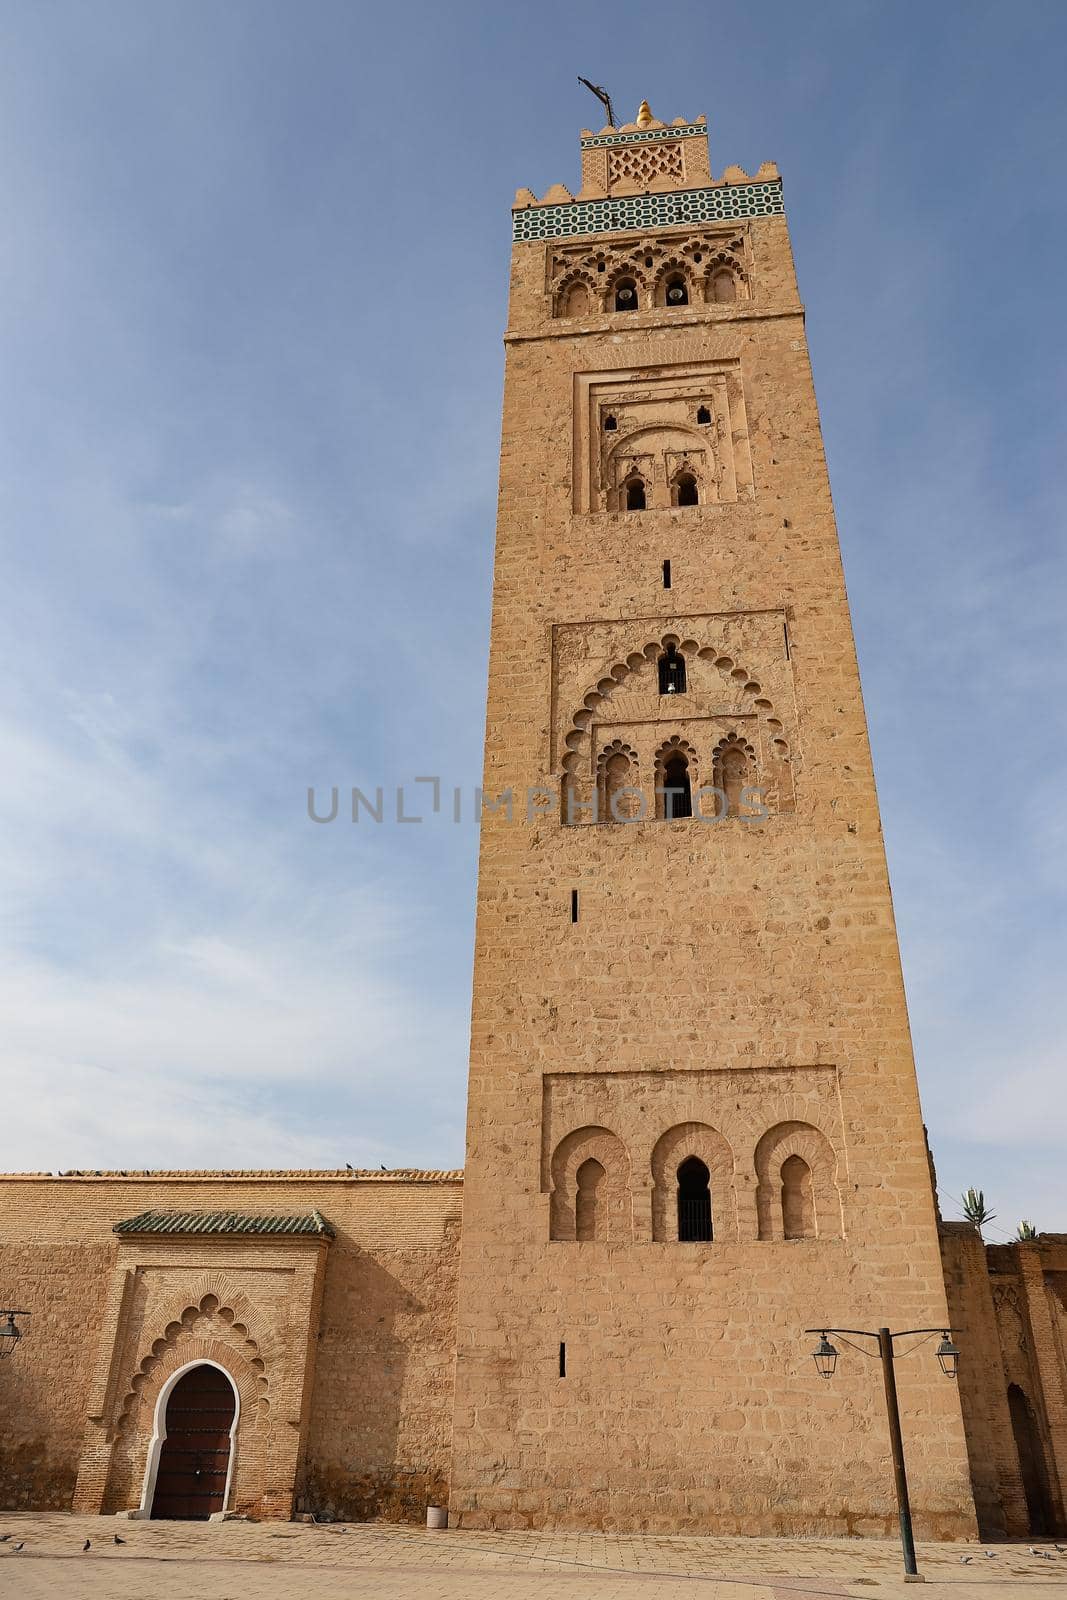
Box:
0 1245 111 1510
299 1238 450 1523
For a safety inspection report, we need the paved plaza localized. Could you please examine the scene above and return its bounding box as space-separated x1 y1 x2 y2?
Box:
2 1515 1067 1600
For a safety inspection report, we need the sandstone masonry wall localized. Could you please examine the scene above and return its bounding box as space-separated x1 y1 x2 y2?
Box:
451 115 978 1535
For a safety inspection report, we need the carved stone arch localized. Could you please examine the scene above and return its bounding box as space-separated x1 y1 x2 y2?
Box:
654 734 698 820
606 423 708 511
653 257 694 307
650 1122 736 1242
597 737 640 823
549 1125 631 1241
559 631 793 821
703 252 749 304
668 455 703 506
554 269 598 318
615 457 652 512
103 1316 271 1516
114 1291 268 1438
754 1120 842 1240
711 731 759 817
604 261 647 312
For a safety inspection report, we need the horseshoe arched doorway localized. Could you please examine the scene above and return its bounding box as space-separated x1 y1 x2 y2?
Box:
147 1362 238 1519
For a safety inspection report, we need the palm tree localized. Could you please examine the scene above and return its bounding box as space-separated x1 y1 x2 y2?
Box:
1016 1220 1038 1241
960 1187 996 1236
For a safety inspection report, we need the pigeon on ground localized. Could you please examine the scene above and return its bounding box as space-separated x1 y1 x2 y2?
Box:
985 1550 997 1558
0 1535 10 1542
114 1534 126 1544
345 1163 353 1170
82 1539 91 1551
960 1555 972 1563
11 1543 24 1553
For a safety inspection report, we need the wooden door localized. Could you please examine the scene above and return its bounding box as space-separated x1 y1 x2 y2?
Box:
151 1364 235 1520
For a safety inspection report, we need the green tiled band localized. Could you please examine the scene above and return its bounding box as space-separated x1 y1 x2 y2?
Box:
513 182 784 242
580 124 707 149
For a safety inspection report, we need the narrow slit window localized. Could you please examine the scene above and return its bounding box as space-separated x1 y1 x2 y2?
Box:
570 888 579 923
603 413 617 432
696 404 711 425
559 1341 566 1377
662 559 671 589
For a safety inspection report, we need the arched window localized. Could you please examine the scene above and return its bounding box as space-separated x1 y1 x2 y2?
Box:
662 753 692 820
614 278 638 312
696 404 711 425
673 471 699 507
677 1156 712 1240
575 1158 605 1241
664 274 689 306
711 268 737 303
781 1154 815 1239
658 646 686 695
603 413 617 432
624 475 646 511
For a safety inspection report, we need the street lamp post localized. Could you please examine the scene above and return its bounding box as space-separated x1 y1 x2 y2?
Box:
806 1326 960 1581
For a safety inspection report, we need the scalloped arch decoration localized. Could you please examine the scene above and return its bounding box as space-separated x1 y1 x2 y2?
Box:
114 1292 268 1437
559 632 791 792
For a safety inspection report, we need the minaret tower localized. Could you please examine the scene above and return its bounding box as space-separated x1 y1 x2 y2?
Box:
451 102 977 1535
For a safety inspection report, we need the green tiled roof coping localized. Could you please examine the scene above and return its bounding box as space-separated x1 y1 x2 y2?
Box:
114 1209 335 1238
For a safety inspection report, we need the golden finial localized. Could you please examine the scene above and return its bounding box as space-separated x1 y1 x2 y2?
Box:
635 99 654 128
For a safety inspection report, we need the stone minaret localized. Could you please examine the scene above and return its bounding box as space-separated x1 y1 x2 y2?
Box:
450 102 976 1535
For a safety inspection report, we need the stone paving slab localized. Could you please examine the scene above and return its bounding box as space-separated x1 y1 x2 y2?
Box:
2 1514 1067 1600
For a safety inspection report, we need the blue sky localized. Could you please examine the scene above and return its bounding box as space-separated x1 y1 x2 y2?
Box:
1 1 1064 1239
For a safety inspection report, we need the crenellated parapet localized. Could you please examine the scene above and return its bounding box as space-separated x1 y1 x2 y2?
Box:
513 102 781 241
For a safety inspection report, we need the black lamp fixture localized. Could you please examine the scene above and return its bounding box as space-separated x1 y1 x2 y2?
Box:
803 1323 961 1580
811 1331 838 1379
0 1310 30 1358
936 1331 960 1380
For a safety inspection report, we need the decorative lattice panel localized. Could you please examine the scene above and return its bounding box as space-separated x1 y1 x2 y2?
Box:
607 142 683 188
513 182 783 243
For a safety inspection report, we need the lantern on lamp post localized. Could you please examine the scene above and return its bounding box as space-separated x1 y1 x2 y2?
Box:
804 1324 960 1580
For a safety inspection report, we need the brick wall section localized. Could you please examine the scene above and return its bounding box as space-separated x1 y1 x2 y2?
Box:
0 1173 461 1521
940 1224 1028 1536
940 1228 1067 1538
450 118 979 1535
